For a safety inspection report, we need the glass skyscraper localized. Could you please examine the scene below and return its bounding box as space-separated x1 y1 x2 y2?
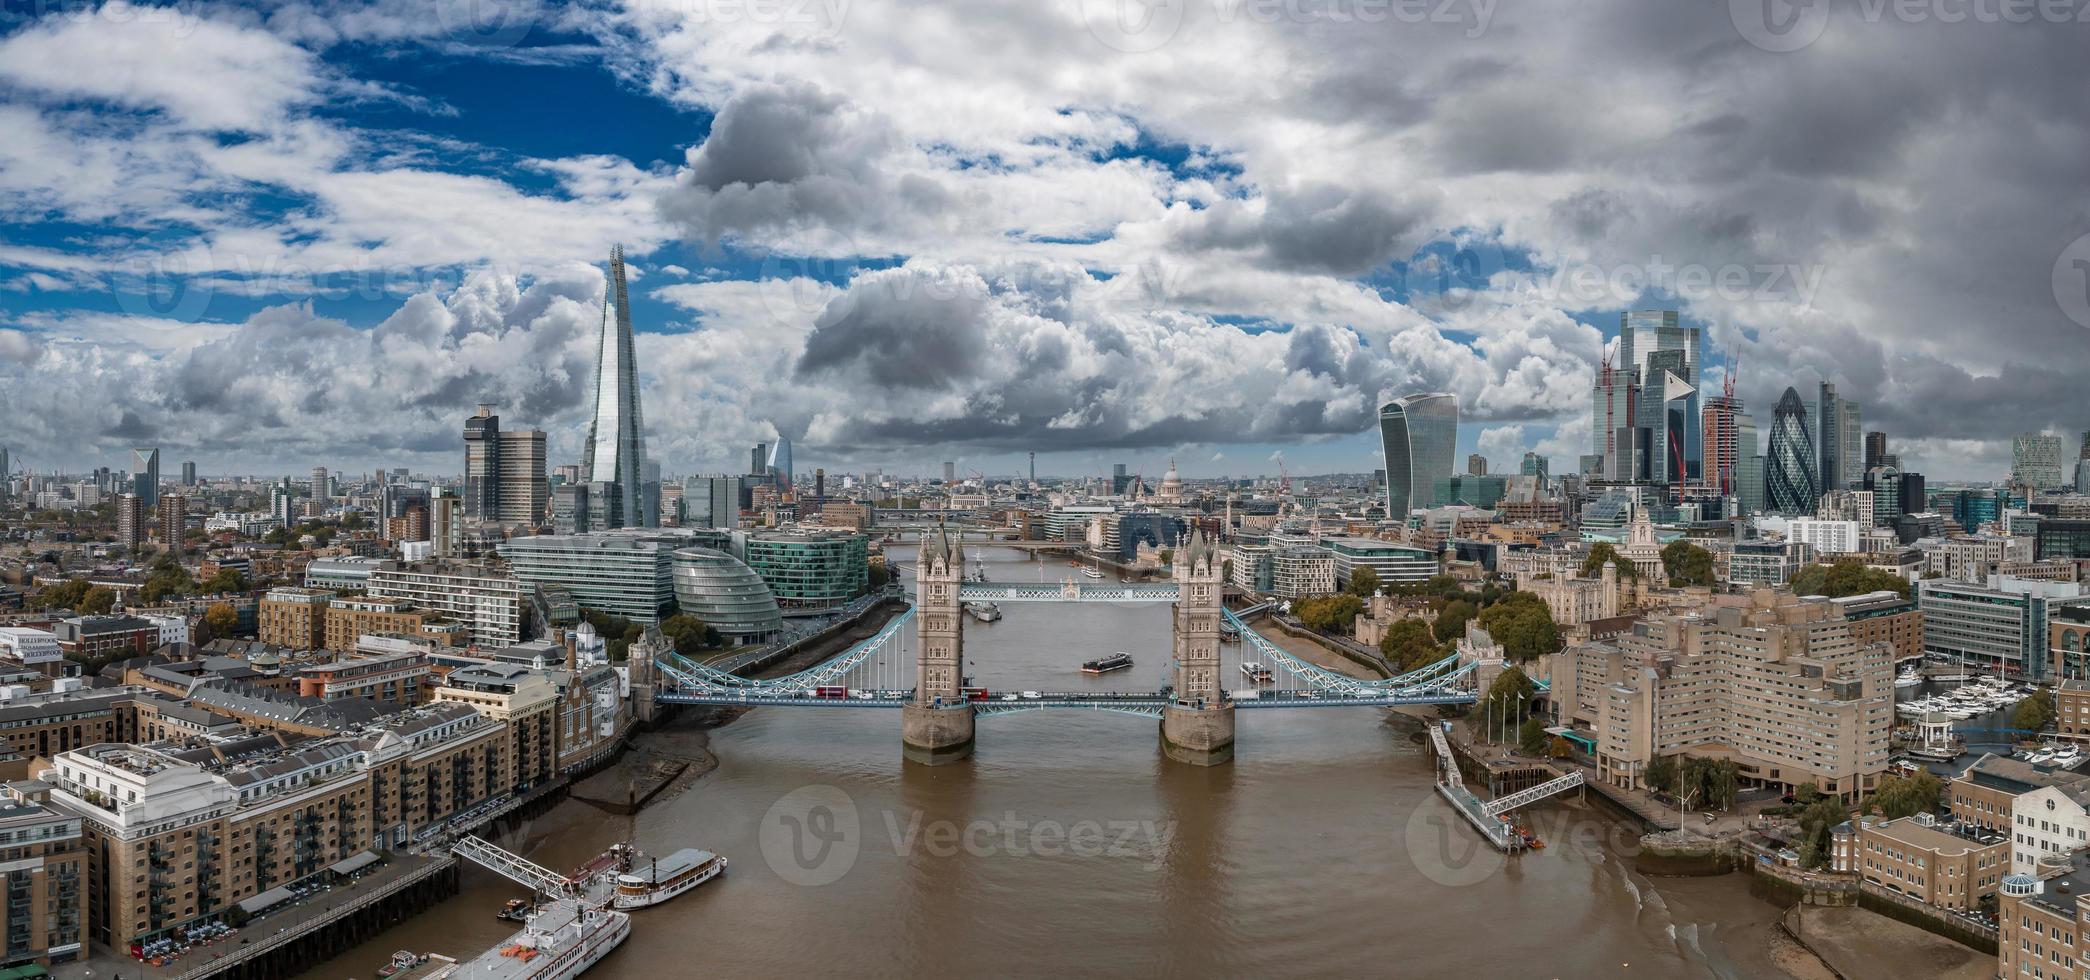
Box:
1766 387 1818 514
1378 393 1458 518
131 447 159 508
1619 311 1702 480
582 246 648 529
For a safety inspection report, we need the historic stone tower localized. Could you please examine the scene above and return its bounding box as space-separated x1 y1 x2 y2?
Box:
903 526 975 764
1162 527 1233 765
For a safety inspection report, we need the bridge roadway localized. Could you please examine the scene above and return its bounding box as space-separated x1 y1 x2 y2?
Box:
654 688 1478 710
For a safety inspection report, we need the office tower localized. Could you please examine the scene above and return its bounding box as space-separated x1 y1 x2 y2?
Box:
1519 453 1549 482
497 429 548 527
813 468 825 502
1029 452 1036 485
640 459 662 529
2013 433 2066 488
180 460 196 486
311 466 329 504
684 475 740 529
2081 430 2090 460
1466 454 1488 476
1619 311 1702 479
1864 431 1887 473
117 493 147 553
1811 382 1841 491
581 246 648 529
1379 393 1458 518
1734 420 1766 517
767 436 793 489
942 461 956 485
159 494 186 556
0 445 8 498
463 404 500 521
1766 387 1819 514
270 486 296 529
1112 463 1130 495
552 483 589 535
750 444 768 480
1632 347 1694 486
131 447 160 508
1837 399 1862 491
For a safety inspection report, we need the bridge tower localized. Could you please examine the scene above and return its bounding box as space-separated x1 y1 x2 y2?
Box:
1162 527 1234 765
903 525 975 764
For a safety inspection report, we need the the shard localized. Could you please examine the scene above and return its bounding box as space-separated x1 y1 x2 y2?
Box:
581 246 648 529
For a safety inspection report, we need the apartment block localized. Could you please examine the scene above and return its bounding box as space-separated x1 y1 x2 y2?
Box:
365 562 527 648
1952 753 2088 837
1562 589 1893 800
1830 814 2007 911
256 589 332 652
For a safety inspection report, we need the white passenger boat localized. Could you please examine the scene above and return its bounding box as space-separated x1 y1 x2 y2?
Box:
611 847 727 909
448 899 629 980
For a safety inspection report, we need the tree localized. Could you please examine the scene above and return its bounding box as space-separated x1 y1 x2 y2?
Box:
35 578 90 612
1478 667 1537 743
1867 770 1943 819
1346 566 1380 598
342 512 368 530
1680 756 1740 811
658 614 713 658
1581 542 1638 579
2014 689 2057 732
1476 592 1563 663
867 563 892 589
1645 754 1679 795
78 586 115 615
1789 558 1910 599
1660 540 1715 587
1293 594 1363 633
200 568 249 594
203 602 239 639
1518 716 1549 754
1157 548 1174 567
1432 599 1478 643
1795 795 1850 869
1378 618 1441 671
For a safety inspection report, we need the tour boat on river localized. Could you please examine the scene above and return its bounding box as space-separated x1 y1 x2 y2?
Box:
1081 652 1134 674
611 846 728 909
448 898 629 980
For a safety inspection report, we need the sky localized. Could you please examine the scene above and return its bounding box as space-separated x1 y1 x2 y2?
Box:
1 0 2087 483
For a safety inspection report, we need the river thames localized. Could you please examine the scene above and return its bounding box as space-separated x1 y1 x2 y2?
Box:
314 543 1801 978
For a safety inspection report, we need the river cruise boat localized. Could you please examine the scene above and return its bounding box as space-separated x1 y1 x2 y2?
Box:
1081 652 1134 674
449 898 629 980
611 847 727 909
1081 567 1105 579
963 601 1002 623
1239 662 1275 683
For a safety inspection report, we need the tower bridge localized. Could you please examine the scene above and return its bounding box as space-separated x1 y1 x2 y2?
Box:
648 526 1481 766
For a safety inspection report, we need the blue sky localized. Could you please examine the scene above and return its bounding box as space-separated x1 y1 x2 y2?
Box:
1 1 2083 482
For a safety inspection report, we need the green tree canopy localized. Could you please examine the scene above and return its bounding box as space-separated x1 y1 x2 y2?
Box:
1478 666 1538 742
200 568 249 594
1867 770 1944 819
1377 618 1442 672
1581 542 1639 579
1645 754 1679 795
78 586 116 615
1346 566 1380 598
36 578 90 612
1796 796 1851 869
1788 558 1910 599
1518 716 1549 753
1432 599 1479 643
2014 689 2057 732
1660 540 1716 587
658 614 714 658
1293 593 1364 633
1476 591 1563 663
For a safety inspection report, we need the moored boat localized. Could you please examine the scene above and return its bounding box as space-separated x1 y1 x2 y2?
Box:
611 847 727 910
452 898 628 980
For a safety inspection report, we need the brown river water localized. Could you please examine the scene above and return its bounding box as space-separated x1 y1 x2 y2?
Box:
310 544 1801 979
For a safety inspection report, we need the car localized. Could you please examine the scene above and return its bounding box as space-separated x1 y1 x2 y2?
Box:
1021 691 1042 699
1002 694 1020 701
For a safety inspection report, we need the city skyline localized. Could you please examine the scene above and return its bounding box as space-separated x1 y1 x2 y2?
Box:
2 5 2087 482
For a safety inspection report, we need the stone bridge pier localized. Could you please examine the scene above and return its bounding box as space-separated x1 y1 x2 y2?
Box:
903 528 975 764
